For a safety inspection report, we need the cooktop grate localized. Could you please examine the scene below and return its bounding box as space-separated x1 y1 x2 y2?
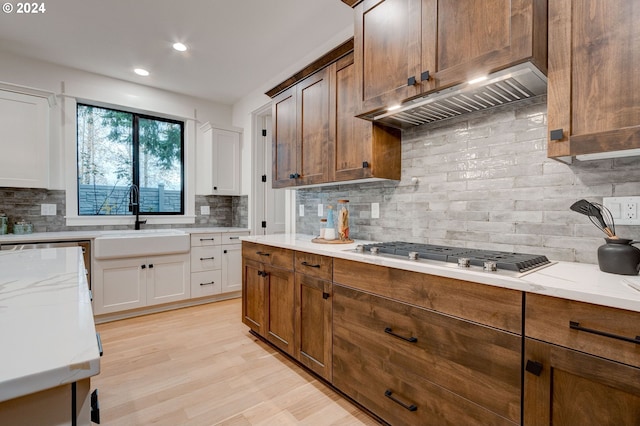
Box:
362 241 551 273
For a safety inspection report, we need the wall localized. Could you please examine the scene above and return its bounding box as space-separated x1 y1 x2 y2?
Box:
296 96 640 264
0 187 247 232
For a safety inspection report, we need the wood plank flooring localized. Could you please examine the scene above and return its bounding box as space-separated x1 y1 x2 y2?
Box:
93 298 379 425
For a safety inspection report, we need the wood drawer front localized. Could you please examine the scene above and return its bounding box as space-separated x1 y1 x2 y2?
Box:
334 258 522 333
191 246 222 272
333 285 522 423
294 251 332 280
242 242 294 270
526 293 640 368
191 233 221 247
191 270 222 298
221 232 248 244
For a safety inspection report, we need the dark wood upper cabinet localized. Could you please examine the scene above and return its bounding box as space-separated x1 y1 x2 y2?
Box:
354 0 547 116
271 87 297 188
547 0 640 159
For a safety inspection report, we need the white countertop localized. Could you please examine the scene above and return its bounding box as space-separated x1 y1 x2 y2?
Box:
242 234 640 313
0 247 101 402
0 227 250 244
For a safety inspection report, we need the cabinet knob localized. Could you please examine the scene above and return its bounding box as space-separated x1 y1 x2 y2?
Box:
148 264 154 268
223 249 228 254
421 70 430 81
407 76 418 86
525 360 543 376
213 186 218 190
362 161 369 168
289 172 300 179
550 129 564 140
141 264 146 269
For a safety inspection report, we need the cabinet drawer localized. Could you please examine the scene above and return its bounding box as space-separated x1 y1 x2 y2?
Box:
526 293 640 368
191 246 222 272
333 284 521 423
334 258 522 333
221 232 248 244
190 233 221 247
294 251 332 280
191 270 222 298
242 242 294 270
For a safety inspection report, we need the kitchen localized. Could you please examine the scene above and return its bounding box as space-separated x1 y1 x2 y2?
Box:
1 0 640 425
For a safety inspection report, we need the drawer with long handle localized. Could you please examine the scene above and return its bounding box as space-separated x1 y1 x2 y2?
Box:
191 270 222 298
294 251 332 280
526 293 640 368
333 284 521 424
242 242 294 270
191 246 222 272
190 233 221 247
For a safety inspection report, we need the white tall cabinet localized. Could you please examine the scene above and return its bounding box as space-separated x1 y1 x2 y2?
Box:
0 87 53 189
196 122 242 196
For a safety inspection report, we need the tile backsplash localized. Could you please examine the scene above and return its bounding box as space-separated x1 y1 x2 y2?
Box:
296 96 640 264
0 188 248 232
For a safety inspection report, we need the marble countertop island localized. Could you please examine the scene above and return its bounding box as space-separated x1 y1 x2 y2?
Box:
242 234 640 313
0 247 101 403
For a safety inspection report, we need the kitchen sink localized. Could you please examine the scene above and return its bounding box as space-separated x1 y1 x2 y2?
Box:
94 229 190 259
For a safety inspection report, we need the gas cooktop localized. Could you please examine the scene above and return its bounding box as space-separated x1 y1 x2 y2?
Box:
355 241 552 275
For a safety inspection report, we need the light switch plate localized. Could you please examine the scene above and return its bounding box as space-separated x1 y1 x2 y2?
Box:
200 205 210 215
371 202 380 219
318 204 323 217
299 205 304 217
603 196 640 225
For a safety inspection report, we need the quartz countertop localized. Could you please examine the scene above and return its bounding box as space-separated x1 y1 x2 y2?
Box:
0 227 250 244
0 247 101 402
241 234 640 313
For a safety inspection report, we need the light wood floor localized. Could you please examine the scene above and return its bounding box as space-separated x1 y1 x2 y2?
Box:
93 299 379 425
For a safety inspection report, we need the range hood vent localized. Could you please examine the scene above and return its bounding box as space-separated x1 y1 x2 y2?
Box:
365 62 547 129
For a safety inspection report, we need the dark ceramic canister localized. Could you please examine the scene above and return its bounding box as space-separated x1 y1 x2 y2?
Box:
597 238 640 275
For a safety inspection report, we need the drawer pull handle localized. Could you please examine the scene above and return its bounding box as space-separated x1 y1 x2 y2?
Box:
200 238 216 241
384 389 417 412
200 256 215 261
301 261 321 268
229 236 240 240
200 281 216 286
525 360 543 376
569 321 640 344
384 327 417 343
256 251 271 257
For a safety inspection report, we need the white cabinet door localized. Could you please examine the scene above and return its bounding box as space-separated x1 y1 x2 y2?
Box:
0 90 50 188
93 257 146 315
221 243 243 293
196 123 241 195
147 254 190 305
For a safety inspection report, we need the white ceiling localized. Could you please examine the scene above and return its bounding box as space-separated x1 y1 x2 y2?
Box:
0 0 354 105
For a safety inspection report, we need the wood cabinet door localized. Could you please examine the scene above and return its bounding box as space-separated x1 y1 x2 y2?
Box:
265 265 295 355
296 67 330 186
433 0 545 90
242 258 266 336
294 273 332 381
271 86 297 188
524 338 640 425
548 0 640 158
355 0 423 114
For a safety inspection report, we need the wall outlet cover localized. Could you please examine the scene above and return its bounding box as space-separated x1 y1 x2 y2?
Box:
299 204 304 217
371 202 380 219
200 205 211 215
603 196 640 226
41 204 56 216
318 204 323 217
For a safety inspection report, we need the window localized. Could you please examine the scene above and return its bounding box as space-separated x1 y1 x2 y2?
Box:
76 104 184 216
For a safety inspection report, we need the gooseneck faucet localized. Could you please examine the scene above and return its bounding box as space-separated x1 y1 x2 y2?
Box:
129 184 147 230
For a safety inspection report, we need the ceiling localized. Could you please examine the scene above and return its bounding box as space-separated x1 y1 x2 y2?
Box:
0 0 354 105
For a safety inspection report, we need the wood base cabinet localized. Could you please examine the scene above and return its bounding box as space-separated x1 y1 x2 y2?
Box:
333 284 521 425
524 293 640 425
547 0 640 159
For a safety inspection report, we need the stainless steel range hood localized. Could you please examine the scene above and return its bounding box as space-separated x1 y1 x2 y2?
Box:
364 62 547 129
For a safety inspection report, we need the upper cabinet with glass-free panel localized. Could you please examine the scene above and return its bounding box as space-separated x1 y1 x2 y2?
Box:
196 123 242 196
76 104 184 216
353 0 547 116
0 89 51 189
547 0 640 160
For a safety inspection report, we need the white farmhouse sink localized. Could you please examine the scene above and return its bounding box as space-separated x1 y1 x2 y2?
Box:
94 229 190 259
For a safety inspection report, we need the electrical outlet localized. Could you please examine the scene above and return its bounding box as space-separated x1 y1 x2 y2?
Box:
200 205 210 215
299 204 304 217
41 204 56 216
371 202 380 219
318 204 323 217
603 196 640 225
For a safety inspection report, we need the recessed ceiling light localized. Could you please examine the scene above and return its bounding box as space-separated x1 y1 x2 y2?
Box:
173 42 188 52
134 68 149 76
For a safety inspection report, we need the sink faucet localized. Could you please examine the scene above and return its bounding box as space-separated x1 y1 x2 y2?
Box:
129 184 147 230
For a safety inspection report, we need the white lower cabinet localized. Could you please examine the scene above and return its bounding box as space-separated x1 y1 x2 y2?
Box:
93 253 190 315
221 243 242 293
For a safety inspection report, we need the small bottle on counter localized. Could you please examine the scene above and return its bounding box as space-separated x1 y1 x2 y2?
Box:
324 206 336 240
